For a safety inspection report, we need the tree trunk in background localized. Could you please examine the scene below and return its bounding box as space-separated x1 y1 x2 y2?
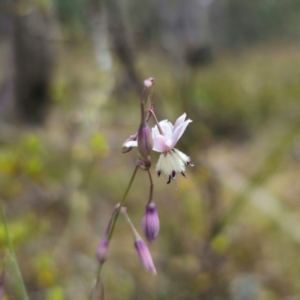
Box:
0 2 54 125
105 0 141 95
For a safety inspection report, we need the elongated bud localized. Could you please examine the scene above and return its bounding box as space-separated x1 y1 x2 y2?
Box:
122 208 157 275
142 202 159 244
138 123 153 159
135 238 157 275
96 237 110 265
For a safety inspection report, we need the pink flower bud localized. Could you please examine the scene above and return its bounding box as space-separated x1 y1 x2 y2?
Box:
144 77 155 88
142 202 159 244
135 238 157 275
96 238 109 265
138 123 153 159
122 134 138 153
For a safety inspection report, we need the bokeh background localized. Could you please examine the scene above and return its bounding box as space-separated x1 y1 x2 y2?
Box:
1 0 300 299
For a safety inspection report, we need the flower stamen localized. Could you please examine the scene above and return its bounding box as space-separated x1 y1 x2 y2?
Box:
181 171 188 178
167 175 172 184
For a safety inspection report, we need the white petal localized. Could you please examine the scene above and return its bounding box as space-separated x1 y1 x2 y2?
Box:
155 154 163 173
155 152 186 177
173 149 190 163
161 155 172 176
124 140 138 148
173 152 186 172
167 154 177 174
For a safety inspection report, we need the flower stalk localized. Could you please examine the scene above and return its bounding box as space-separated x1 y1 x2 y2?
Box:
91 77 193 298
108 166 139 241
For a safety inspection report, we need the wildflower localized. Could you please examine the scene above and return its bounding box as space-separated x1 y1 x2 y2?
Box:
142 202 159 244
152 113 193 183
96 238 110 265
123 113 193 183
135 238 157 275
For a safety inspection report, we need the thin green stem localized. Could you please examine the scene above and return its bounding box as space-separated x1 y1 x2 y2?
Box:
122 209 140 240
0 199 29 300
89 166 139 299
89 265 103 300
147 170 154 204
108 165 139 241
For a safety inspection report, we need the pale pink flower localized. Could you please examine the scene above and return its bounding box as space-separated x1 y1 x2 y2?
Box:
123 113 193 183
152 113 192 152
152 113 193 183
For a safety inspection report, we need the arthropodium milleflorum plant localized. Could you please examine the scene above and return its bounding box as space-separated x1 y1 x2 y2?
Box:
91 77 193 297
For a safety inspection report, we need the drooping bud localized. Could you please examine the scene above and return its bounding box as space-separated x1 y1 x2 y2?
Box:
96 237 110 265
135 238 157 275
142 202 159 244
121 207 157 275
122 133 138 153
95 204 122 265
137 123 153 159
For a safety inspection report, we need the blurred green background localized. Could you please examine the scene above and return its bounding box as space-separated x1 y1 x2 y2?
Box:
1 0 300 299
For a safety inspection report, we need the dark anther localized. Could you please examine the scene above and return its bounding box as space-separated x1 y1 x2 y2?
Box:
157 171 161 177
167 175 172 184
187 161 194 167
172 170 176 178
181 172 188 178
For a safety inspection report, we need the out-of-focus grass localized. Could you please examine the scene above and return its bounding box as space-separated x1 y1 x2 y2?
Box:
2 41 300 299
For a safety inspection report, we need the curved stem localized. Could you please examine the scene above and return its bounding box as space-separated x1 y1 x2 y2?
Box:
122 209 141 240
92 165 139 288
0 199 29 300
147 170 154 204
108 165 139 241
149 109 163 135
